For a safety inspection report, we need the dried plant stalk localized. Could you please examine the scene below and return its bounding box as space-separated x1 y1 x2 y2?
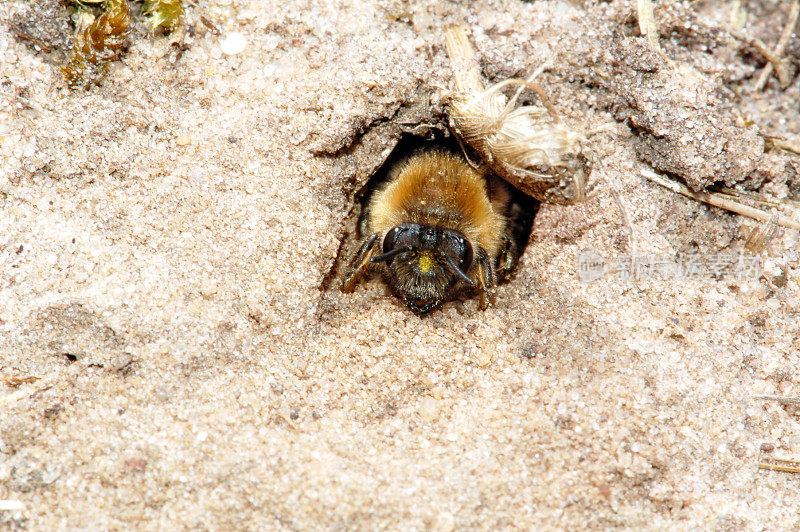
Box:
753 0 800 91
637 0 662 54
753 394 800 405
758 462 800 474
764 456 800 464
729 29 790 87
63 0 131 88
641 169 800 231
1 375 39 387
443 26 591 205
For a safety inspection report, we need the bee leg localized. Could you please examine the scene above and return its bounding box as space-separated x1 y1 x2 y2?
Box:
496 235 517 280
342 233 380 293
475 247 496 310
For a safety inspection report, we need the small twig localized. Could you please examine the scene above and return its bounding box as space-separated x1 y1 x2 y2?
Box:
641 169 800 231
729 29 788 83
1 375 39 388
752 394 800 405
730 0 746 30
758 462 800 473
765 456 800 464
610 187 636 255
444 25 485 95
717 187 782 207
0 384 52 407
199 15 221 35
718 186 800 211
753 0 800 91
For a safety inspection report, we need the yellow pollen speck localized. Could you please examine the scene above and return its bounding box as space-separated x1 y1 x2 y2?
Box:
418 253 434 273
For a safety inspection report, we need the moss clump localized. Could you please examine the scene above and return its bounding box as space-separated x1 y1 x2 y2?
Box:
62 0 185 88
142 0 184 33
62 0 131 88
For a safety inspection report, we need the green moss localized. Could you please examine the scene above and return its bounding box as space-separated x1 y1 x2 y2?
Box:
62 0 131 88
61 0 185 88
142 0 184 33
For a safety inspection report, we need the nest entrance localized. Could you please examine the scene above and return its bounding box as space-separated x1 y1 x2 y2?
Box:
321 133 539 293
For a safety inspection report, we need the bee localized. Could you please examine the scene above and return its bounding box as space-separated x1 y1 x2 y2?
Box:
342 150 533 314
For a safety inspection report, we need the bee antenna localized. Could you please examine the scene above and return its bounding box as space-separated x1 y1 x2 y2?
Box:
443 255 476 287
370 245 412 264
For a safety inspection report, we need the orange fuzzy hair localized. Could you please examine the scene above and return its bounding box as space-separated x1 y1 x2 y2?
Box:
368 152 505 257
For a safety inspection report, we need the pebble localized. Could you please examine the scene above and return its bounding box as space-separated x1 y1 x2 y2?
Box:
220 32 247 56
418 397 440 422
200 279 218 296
433 512 455 532
0 501 25 511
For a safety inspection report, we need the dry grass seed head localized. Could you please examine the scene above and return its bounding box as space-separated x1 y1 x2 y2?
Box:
444 26 593 206
447 78 592 205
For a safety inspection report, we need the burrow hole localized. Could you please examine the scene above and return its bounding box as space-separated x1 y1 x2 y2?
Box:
322 132 539 293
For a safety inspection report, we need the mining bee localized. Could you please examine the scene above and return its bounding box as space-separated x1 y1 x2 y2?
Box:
342 150 536 314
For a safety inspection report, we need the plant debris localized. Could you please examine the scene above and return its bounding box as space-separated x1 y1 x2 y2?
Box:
759 456 800 474
641 169 800 231
752 0 800 91
62 0 132 88
59 0 185 88
1 375 40 388
765 136 800 156
142 0 184 34
443 26 592 206
636 0 663 58
752 394 800 405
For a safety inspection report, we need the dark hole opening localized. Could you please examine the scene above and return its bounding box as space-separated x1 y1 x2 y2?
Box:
323 132 539 294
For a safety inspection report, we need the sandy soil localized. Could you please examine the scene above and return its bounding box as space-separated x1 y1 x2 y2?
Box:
2 0 800 529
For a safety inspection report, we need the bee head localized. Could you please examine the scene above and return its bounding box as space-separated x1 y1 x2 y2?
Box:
371 223 475 314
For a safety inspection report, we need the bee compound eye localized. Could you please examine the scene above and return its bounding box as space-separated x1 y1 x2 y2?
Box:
460 238 474 271
382 226 402 253
372 225 415 265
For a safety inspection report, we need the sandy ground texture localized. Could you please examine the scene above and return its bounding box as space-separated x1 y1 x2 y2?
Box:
2 0 800 529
